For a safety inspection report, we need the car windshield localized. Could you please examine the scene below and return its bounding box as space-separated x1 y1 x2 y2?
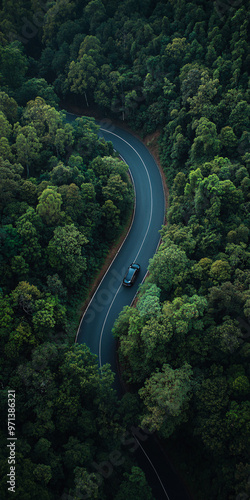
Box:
126 267 135 281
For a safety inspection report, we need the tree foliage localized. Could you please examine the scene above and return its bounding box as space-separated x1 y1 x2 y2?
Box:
1 0 250 498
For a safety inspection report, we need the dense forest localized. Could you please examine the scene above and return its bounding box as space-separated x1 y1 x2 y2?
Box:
0 0 250 499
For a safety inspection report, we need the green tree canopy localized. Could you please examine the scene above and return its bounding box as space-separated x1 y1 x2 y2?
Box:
47 224 88 285
148 241 189 293
36 187 62 225
139 363 193 438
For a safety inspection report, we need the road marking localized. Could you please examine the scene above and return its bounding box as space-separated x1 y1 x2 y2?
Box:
101 128 171 500
99 283 122 367
98 128 153 366
134 435 172 500
100 127 153 263
75 157 136 344
66 113 170 499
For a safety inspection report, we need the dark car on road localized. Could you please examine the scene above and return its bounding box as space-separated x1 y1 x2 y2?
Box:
123 263 140 286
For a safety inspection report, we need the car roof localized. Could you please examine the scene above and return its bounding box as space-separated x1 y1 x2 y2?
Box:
126 267 136 279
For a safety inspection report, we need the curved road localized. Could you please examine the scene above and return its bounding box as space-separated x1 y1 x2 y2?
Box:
66 113 191 500
76 122 165 381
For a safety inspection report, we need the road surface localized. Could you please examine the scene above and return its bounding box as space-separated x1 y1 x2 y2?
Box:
66 112 192 500
76 121 165 382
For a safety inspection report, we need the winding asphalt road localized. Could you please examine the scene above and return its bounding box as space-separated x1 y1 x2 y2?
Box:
76 121 165 379
66 112 191 500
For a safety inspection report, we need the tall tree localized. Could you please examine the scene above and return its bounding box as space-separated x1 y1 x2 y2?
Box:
36 187 62 226
139 363 193 438
13 124 42 177
47 224 88 285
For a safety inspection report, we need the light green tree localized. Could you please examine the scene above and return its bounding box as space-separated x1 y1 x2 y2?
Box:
165 37 188 62
54 124 74 157
184 168 203 197
11 281 42 315
137 283 161 318
22 97 64 146
187 70 219 118
148 242 189 292
163 294 207 335
36 187 62 226
190 117 221 164
66 54 100 106
209 259 231 283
